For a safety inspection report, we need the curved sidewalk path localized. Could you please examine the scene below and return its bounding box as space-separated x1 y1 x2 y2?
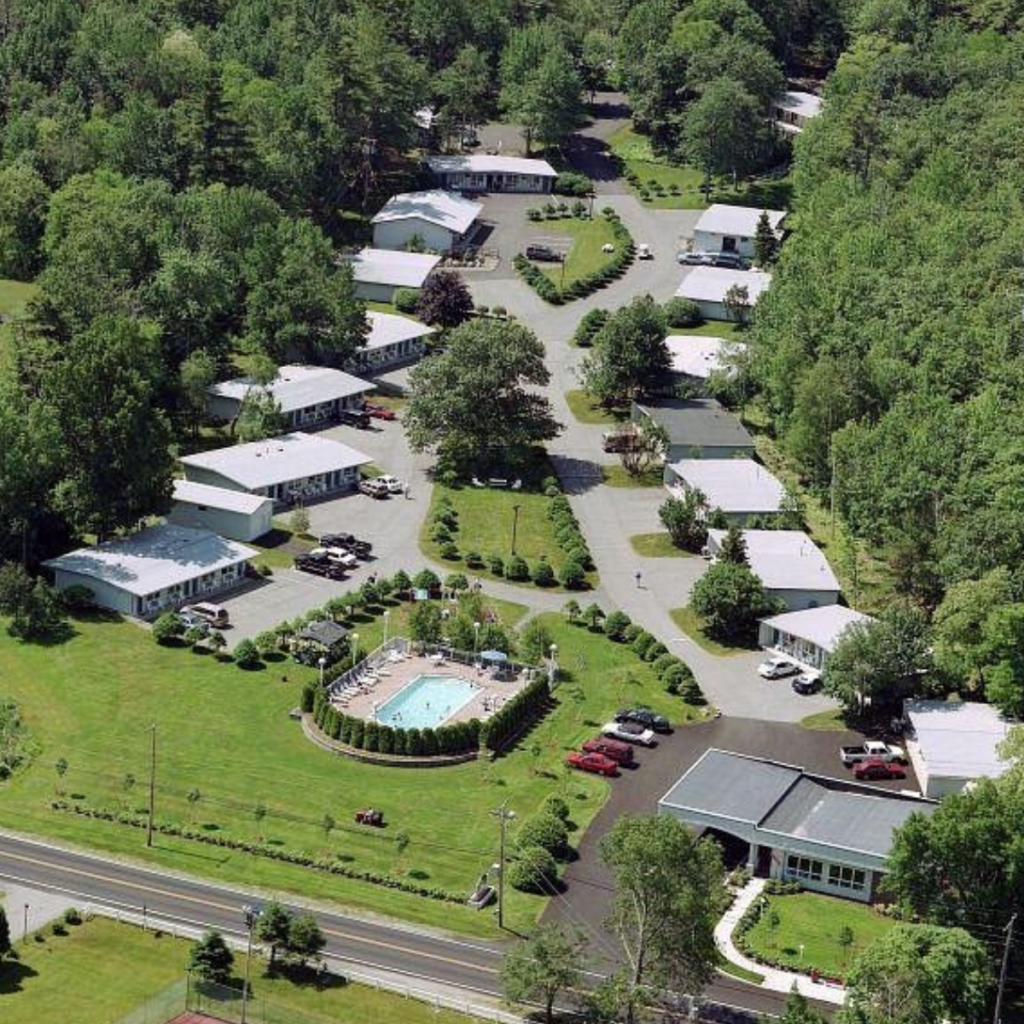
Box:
716 880 846 1006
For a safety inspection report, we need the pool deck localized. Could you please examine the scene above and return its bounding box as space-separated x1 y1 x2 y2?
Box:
330 653 529 728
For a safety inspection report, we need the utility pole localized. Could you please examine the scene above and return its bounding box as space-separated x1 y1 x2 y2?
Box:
511 504 521 557
993 912 1017 1024
145 723 157 848
241 904 262 1024
491 802 515 930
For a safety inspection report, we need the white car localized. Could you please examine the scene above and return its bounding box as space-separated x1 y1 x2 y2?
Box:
637 243 653 260
757 657 798 679
311 547 358 567
602 720 656 747
376 474 404 494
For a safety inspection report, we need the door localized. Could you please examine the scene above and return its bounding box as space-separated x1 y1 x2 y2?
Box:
722 236 737 252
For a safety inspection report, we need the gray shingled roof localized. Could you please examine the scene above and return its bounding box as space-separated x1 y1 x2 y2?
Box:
633 398 754 448
297 620 350 649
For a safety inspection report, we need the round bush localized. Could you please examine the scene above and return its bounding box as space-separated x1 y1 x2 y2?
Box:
681 676 706 705
488 554 504 577
517 813 569 858
622 623 642 643
394 288 420 314
603 611 632 641
644 641 668 662
559 558 587 589
662 297 703 328
505 555 529 582
533 560 556 587
509 846 558 893
653 653 683 678
465 550 484 568
631 631 656 658
440 541 460 560
542 795 570 821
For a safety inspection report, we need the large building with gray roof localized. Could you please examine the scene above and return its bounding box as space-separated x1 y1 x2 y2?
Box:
659 749 935 902
631 397 755 462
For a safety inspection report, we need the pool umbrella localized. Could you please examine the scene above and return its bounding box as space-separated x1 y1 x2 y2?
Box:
480 649 508 663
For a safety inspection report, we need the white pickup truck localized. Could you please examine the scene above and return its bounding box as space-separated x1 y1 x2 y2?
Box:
840 740 906 766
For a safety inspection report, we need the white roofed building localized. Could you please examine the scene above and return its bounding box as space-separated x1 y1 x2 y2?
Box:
180 432 372 507
773 91 823 134
664 459 785 524
342 248 441 303
676 267 772 322
707 528 840 611
693 205 786 260
667 335 745 382
206 366 373 430
168 480 274 542
426 154 557 194
346 312 435 374
758 605 875 673
904 699 1014 797
371 190 482 253
43 524 256 618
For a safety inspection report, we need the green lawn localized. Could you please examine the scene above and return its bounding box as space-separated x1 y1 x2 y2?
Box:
248 522 316 571
0 278 38 367
564 390 628 426
669 606 753 657
421 482 598 591
0 599 698 935
678 320 751 344
536 216 619 288
800 709 849 732
629 533 693 558
742 892 898 979
0 916 474 1024
601 465 662 488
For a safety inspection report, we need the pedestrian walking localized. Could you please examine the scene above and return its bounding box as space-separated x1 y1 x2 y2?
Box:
634 569 643 589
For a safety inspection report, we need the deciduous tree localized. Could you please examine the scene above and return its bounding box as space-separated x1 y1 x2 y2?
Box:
501 925 584 1024
690 560 770 642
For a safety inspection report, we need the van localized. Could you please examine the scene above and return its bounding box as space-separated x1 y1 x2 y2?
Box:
181 602 230 628
582 736 634 765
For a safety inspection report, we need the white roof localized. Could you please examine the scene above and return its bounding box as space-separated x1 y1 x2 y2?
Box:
667 335 745 379
44 524 255 597
426 154 557 178
371 189 482 234
676 267 772 305
364 312 434 352
760 605 873 654
180 432 372 490
906 700 1014 782
708 529 839 593
694 204 786 239
775 90 823 119
345 248 441 289
208 365 372 414
172 480 273 516
668 459 784 514
414 107 435 130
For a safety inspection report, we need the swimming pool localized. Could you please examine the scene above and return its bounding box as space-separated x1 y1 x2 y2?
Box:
374 674 479 730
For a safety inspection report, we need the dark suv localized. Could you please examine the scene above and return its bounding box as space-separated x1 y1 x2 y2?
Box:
525 245 563 263
615 706 671 733
338 408 370 428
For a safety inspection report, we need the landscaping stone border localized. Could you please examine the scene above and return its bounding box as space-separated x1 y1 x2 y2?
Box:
301 714 478 768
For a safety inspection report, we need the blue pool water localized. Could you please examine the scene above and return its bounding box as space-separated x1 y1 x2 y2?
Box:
375 674 479 729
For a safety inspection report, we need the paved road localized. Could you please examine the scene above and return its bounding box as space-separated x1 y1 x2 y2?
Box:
0 830 831 1018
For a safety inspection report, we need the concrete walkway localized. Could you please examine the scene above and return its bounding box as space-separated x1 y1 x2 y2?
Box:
715 879 846 1006
4 883 76 941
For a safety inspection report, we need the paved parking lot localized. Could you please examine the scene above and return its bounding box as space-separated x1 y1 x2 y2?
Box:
216 571 342 644
542 715 920 959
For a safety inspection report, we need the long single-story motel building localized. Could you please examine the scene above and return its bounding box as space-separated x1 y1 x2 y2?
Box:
659 749 935 903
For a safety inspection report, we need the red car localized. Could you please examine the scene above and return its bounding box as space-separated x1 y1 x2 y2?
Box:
854 758 906 781
582 737 634 766
364 403 396 421
566 751 619 777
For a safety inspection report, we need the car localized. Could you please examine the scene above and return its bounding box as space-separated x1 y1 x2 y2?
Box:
177 610 210 633
582 737 635 765
566 751 619 777
525 244 563 262
614 707 670 733
602 720 656 747
375 474 404 494
320 532 372 558
338 408 371 428
311 546 359 567
466 884 496 910
364 402 396 421
854 758 907 781
355 808 384 826
293 553 348 580
358 478 390 498
677 250 714 265
637 243 653 260
791 673 822 695
601 430 642 453
711 252 750 270
758 657 799 679
181 602 229 627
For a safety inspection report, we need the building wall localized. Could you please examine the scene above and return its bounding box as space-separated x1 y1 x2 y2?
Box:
52 569 135 616
183 464 363 506
765 586 839 613
694 229 756 259
372 218 456 253
207 393 241 422
167 501 273 543
347 337 427 375
665 441 754 462
353 280 397 303
182 465 249 494
771 847 876 904
434 171 552 193
758 622 829 671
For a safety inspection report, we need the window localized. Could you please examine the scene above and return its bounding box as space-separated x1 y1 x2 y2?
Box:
827 864 866 892
786 855 822 882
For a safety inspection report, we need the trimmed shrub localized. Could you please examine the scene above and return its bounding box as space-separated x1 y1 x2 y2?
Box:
622 623 643 643
662 297 703 328
532 560 555 587
505 555 529 582
517 813 569 859
644 641 668 662
440 542 460 560
542 795 570 821
487 554 504 577
394 288 420 314
300 684 316 713
681 676 706 705
631 631 656 659
554 171 594 197
603 611 632 641
653 653 682 678
465 550 484 568
509 845 558 893
559 558 587 589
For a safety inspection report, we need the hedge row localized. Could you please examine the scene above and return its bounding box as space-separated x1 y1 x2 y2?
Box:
513 210 635 305
51 801 463 903
311 687 480 757
546 492 594 586
572 308 609 347
479 674 550 752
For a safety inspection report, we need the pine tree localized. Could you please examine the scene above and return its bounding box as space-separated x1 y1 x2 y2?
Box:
718 526 748 565
753 210 780 266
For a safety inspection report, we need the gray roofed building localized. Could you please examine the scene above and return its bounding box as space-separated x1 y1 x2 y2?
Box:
659 749 935 902
168 480 274 543
346 312 434 375
758 605 874 673
370 190 482 252
343 248 441 302
631 398 755 462
43 524 255 619
425 154 557 194
664 458 785 522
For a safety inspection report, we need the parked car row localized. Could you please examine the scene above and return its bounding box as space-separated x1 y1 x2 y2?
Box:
319 532 373 558
565 707 671 778
178 601 230 631
293 551 350 580
677 250 751 270
756 656 822 695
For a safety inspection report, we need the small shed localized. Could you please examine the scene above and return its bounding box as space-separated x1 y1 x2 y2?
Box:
343 248 441 303
773 90 823 134
666 335 745 384
693 205 786 260
168 480 274 542
664 459 785 523
631 397 755 462
371 190 482 252
675 267 772 322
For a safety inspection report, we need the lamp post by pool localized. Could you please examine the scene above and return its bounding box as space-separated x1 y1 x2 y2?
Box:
474 621 481 658
318 656 326 688
22 903 28 943
491 802 516 930
383 609 391 647
351 632 359 671
549 643 558 683
241 903 262 1023
510 504 521 556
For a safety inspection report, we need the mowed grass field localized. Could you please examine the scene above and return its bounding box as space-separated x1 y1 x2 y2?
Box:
0 278 38 367
0 603 699 935
536 216 619 288
0 916 476 1024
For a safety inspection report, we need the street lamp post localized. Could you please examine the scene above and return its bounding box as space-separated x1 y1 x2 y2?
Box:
491 803 516 930
383 609 390 648
241 904 262 1024
510 505 521 556
318 657 326 688
22 904 28 943
549 643 558 683
474 621 481 659
351 632 359 672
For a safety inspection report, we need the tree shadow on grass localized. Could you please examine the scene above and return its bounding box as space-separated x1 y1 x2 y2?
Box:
0 960 39 994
